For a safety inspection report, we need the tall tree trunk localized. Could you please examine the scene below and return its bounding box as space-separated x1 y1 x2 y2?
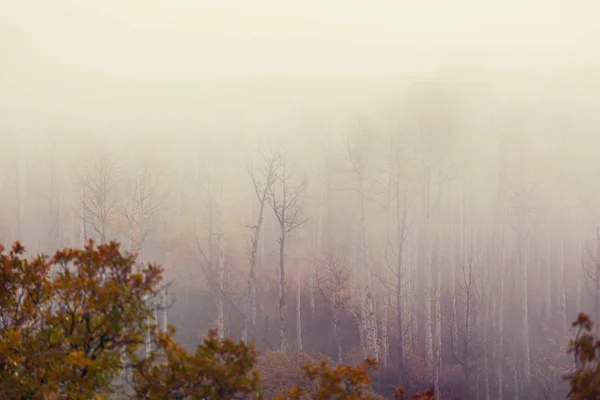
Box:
358 175 377 360
520 231 531 389
596 228 600 338
497 189 506 400
207 161 225 339
162 273 168 332
81 186 88 244
404 235 413 356
411 236 419 354
424 166 433 371
513 344 519 400
434 255 442 400
14 155 24 241
355 307 368 361
545 226 552 324
334 289 343 364
279 219 288 353
295 242 302 351
559 234 567 338
483 268 491 400
217 228 225 339
244 194 266 341
433 174 444 400
394 150 406 380
577 243 583 317
382 296 388 369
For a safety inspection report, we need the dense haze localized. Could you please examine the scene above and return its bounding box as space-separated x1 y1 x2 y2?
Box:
3 1 600 399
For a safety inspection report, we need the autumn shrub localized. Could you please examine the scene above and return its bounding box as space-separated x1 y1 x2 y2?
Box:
132 328 261 399
276 358 385 400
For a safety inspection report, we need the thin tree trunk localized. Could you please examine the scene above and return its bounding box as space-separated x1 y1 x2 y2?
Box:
411 236 419 354
497 189 506 400
404 235 413 356
596 228 600 338
358 174 377 360
513 344 519 400
424 166 433 371
520 231 531 389
433 175 444 400
217 229 225 339
483 269 491 400
334 290 343 364
244 193 267 341
295 241 302 351
395 152 406 379
382 295 388 369
559 234 567 338
162 273 168 332
545 226 552 324
81 187 88 244
279 219 288 353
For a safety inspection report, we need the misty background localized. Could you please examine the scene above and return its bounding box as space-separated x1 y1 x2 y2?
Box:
2 1 600 399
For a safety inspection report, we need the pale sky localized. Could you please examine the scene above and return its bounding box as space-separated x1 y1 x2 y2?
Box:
1 0 600 145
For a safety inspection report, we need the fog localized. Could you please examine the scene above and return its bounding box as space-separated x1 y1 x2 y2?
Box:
2 1 600 398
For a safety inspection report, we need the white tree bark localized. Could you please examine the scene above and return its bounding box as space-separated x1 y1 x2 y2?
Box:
216 221 225 339
559 234 567 338
483 264 491 400
268 154 306 353
244 150 278 342
162 272 168 332
382 295 388 369
545 225 552 324
205 160 226 339
496 185 506 400
521 237 531 388
347 135 377 360
295 241 303 351
334 293 343 364
424 166 434 371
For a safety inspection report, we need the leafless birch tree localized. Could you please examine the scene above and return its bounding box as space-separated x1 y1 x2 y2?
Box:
268 152 307 353
243 148 280 341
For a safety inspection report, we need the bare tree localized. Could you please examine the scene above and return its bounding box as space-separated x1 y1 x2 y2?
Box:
43 141 61 252
451 250 480 394
77 150 118 244
294 240 303 351
268 152 307 353
243 148 280 341
346 125 378 360
191 157 226 338
8 146 25 241
381 135 414 382
116 159 168 356
118 160 167 262
315 249 353 365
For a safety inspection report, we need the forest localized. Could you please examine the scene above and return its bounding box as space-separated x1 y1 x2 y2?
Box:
3 1 600 399
2 79 600 399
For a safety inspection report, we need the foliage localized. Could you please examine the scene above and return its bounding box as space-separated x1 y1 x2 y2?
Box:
0 240 161 399
392 387 435 400
275 358 384 400
566 313 600 399
132 328 261 399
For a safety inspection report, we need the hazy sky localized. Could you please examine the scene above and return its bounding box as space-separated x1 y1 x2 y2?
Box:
2 0 600 145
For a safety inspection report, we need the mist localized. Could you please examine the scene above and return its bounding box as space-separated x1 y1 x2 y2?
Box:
2 1 600 398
